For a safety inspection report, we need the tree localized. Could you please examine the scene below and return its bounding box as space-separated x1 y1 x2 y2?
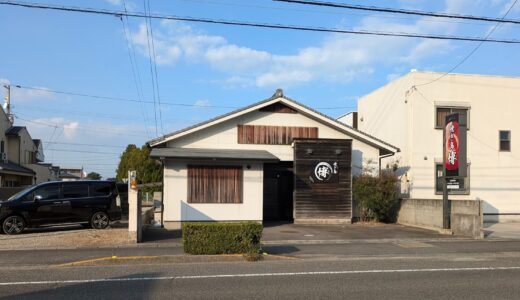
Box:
116 144 162 185
86 172 102 180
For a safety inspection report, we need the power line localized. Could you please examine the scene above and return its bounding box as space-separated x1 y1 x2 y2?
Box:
142 0 159 136
1 1 520 44
145 0 164 135
15 115 148 137
12 84 236 108
120 0 152 139
176 0 491 27
275 0 520 25
43 141 127 148
414 0 519 87
11 84 356 110
45 149 121 155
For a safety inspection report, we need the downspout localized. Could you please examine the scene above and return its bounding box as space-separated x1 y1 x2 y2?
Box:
379 152 396 174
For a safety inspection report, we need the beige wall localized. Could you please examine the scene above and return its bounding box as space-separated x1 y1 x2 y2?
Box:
358 71 520 219
28 164 58 184
19 129 37 165
7 136 19 163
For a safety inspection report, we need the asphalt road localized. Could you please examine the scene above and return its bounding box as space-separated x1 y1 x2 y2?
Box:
2 239 520 299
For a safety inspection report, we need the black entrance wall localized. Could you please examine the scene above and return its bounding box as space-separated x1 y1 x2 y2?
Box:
293 139 352 222
263 162 294 221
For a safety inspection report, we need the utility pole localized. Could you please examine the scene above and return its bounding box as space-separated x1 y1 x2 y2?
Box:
2 84 14 124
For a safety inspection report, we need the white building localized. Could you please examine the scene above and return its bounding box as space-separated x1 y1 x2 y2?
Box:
148 90 398 227
344 71 520 222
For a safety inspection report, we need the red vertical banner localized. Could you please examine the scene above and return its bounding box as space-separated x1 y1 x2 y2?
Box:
445 114 460 177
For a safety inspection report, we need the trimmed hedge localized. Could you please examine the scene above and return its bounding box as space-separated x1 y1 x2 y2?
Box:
182 222 263 255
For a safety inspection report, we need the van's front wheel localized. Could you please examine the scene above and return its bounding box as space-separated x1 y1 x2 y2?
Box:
2 215 26 235
91 212 110 229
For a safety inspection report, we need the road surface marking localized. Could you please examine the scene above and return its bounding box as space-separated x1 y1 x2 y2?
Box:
56 256 160 267
2 266 520 286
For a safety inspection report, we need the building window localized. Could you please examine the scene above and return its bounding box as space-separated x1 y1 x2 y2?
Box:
435 107 469 129
188 166 243 204
237 125 318 145
499 130 511 152
435 163 470 195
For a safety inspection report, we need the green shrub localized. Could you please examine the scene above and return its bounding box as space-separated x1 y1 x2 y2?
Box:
353 171 398 222
182 222 263 255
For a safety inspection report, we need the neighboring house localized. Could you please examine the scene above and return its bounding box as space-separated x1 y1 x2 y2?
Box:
30 163 60 184
148 90 398 228
348 70 520 222
0 109 36 187
59 171 81 181
59 168 84 181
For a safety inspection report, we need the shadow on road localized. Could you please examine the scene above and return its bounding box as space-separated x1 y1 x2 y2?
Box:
1 272 163 299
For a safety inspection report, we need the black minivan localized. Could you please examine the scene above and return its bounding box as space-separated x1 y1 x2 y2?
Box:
0 180 122 235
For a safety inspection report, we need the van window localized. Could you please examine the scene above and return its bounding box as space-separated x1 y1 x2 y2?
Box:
90 182 112 196
32 185 60 201
63 184 89 198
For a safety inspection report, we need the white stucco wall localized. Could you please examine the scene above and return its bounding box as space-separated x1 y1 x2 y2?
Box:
163 160 264 222
167 108 381 175
358 71 520 219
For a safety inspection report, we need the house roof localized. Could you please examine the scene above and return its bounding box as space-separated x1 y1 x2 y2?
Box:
5 126 26 136
59 172 80 179
0 162 35 175
147 89 399 153
150 148 280 162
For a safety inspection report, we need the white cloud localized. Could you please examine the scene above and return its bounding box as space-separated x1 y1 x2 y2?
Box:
194 99 210 107
63 121 79 139
104 0 122 5
127 0 496 88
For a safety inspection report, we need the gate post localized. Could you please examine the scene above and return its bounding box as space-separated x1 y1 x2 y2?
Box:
127 170 141 243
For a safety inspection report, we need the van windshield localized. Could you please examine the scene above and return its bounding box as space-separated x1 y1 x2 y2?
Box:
6 186 35 202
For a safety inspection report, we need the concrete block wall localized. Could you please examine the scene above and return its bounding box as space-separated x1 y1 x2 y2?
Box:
397 198 483 238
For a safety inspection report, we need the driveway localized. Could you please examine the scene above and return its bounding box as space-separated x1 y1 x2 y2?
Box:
0 222 130 251
484 222 520 239
262 222 458 244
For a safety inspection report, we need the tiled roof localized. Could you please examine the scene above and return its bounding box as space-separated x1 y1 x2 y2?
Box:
5 126 25 136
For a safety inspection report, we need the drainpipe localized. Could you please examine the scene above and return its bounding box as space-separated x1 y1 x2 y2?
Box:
379 152 396 175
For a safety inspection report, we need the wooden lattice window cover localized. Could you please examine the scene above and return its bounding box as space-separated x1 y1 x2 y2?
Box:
259 103 297 113
188 165 243 203
237 125 318 145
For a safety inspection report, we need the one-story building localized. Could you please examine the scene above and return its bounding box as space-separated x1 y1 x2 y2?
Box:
148 90 398 227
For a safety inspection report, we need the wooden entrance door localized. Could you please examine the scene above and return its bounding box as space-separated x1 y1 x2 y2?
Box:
293 139 352 222
263 162 294 221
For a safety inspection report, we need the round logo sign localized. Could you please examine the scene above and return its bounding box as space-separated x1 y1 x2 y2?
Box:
314 162 333 182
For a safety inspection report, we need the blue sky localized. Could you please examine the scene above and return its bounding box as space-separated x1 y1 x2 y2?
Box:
1 0 520 178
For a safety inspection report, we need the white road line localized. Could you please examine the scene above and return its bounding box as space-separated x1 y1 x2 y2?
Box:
1 266 520 286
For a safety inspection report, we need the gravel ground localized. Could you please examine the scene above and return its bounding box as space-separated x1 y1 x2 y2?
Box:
0 223 132 250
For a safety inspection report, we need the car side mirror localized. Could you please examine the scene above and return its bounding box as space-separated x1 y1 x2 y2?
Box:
33 195 43 203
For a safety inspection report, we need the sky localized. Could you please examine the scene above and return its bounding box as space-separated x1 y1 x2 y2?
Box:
0 0 519 179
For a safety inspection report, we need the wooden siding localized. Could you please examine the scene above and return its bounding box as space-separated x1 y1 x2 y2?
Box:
237 125 318 145
259 103 297 113
293 139 352 220
187 165 243 203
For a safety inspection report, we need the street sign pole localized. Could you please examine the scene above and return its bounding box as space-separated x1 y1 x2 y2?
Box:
442 123 450 229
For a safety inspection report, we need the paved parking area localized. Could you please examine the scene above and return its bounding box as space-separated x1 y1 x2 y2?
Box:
262 222 457 243
0 222 130 250
484 222 520 239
